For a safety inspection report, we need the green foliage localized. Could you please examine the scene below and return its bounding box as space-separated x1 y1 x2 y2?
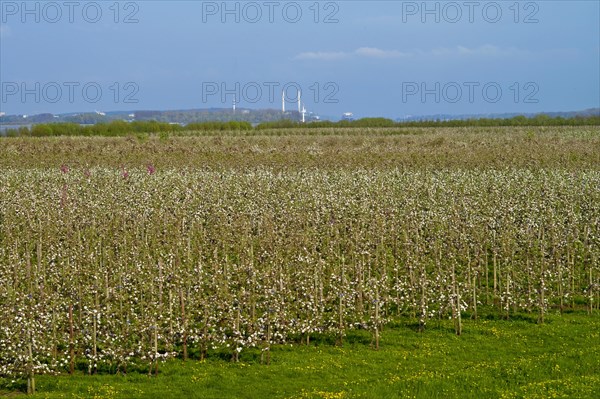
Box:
255 115 600 130
185 121 253 131
5 115 598 137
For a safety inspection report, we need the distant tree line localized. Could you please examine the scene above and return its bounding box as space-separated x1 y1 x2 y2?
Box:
4 121 253 137
256 115 600 129
3 115 599 137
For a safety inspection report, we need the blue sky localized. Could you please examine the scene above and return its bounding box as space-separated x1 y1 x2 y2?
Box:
1 0 599 118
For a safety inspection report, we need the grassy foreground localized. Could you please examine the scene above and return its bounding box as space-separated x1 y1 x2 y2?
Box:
2 312 598 399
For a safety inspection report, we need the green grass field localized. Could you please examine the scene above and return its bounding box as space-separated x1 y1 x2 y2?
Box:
1 126 599 398
3 312 598 399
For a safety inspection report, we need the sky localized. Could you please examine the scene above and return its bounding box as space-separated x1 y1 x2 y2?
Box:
1 0 599 119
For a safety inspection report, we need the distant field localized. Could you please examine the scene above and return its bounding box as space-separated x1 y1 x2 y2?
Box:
1 126 599 397
1 126 599 170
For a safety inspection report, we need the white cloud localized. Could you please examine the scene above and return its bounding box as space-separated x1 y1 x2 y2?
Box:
294 51 349 61
430 45 530 57
295 44 535 61
294 47 411 60
354 47 411 58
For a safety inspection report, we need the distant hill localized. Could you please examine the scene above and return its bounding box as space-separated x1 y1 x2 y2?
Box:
0 108 305 126
1 107 598 127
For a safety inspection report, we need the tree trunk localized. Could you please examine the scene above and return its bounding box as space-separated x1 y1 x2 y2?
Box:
69 304 74 375
27 330 35 395
180 290 187 361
